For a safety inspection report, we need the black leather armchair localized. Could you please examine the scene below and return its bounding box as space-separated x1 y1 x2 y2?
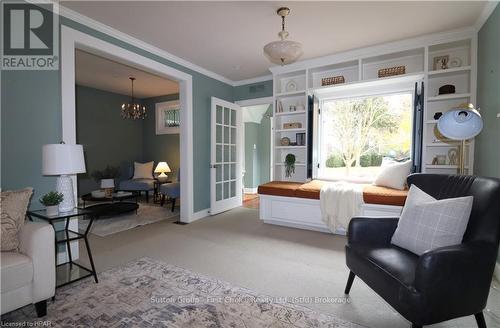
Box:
344 174 500 328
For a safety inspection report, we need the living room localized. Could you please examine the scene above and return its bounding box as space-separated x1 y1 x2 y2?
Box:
1 2 500 328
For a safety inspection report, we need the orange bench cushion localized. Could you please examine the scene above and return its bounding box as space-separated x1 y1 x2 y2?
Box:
258 180 408 206
362 185 408 206
257 181 303 198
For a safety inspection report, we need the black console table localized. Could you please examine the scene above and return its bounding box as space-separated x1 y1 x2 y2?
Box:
27 208 98 288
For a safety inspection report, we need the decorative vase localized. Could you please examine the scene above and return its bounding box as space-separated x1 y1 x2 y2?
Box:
46 205 59 216
100 179 115 198
103 188 113 198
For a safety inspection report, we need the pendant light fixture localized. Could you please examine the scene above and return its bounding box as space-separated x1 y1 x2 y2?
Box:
263 7 303 65
121 77 146 120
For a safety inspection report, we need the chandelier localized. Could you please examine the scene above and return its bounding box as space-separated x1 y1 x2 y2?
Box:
121 77 146 119
263 7 303 65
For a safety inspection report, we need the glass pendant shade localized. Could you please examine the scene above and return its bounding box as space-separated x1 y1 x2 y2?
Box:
264 7 303 65
264 39 303 65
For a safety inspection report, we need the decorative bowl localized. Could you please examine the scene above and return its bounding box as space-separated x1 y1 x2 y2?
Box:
91 190 106 198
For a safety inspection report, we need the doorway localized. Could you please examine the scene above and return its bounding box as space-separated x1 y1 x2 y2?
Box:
61 26 194 223
236 97 273 209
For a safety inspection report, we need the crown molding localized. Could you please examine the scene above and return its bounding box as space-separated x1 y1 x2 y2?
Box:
57 3 236 86
232 74 273 87
474 1 499 32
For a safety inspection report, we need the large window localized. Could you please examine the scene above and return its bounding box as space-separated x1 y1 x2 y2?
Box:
318 92 413 182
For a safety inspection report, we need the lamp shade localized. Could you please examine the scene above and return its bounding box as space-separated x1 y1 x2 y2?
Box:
437 107 483 141
154 162 171 174
42 144 86 175
100 178 115 189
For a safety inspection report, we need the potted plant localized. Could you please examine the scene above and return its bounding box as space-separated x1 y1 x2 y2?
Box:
40 191 64 216
92 166 120 198
284 153 296 178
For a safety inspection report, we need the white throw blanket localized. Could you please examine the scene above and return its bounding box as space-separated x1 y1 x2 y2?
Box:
320 181 364 232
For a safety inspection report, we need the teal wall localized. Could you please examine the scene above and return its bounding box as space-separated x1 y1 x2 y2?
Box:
243 105 273 189
244 123 259 188
76 85 145 195
233 80 273 101
476 5 500 265
1 13 233 212
258 106 273 184
476 5 500 180
143 94 180 181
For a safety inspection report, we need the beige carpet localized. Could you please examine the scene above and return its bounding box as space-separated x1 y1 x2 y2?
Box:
73 207 499 328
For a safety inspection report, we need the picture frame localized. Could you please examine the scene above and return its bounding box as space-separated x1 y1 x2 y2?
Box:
155 100 180 135
433 55 449 70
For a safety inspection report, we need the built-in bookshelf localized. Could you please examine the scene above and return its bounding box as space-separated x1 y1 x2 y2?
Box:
271 30 477 181
423 39 475 174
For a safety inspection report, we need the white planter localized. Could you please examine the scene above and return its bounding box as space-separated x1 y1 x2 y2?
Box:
45 205 59 216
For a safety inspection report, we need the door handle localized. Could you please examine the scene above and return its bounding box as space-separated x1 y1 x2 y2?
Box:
211 164 220 168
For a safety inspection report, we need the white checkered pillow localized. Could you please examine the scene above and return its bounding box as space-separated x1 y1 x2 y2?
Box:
391 185 473 255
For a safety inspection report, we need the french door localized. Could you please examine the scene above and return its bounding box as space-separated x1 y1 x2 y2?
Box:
210 97 242 215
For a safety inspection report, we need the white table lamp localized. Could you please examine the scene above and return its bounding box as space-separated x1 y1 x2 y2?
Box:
154 162 171 182
42 143 86 212
437 104 483 175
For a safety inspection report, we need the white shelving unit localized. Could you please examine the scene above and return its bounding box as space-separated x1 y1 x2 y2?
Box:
423 39 475 174
273 70 309 181
271 31 477 181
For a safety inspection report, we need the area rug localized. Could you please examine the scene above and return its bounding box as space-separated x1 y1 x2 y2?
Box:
81 203 179 237
2 257 363 328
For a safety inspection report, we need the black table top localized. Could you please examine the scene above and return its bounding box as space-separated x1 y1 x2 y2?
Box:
85 202 139 218
81 191 137 202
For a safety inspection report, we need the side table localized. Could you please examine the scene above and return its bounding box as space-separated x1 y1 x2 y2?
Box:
27 208 98 288
153 179 172 203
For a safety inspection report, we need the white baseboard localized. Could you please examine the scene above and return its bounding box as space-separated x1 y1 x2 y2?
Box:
494 262 500 283
188 208 210 223
244 188 258 194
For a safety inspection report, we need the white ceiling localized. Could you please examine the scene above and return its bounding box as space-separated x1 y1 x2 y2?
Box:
64 1 488 82
75 49 179 98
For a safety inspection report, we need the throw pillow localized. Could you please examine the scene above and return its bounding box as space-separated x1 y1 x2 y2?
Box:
1 187 33 252
391 185 473 255
133 161 154 180
373 160 412 190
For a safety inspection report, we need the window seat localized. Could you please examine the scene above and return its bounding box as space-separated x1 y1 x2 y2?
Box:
258 180 408 206
257 180 406 234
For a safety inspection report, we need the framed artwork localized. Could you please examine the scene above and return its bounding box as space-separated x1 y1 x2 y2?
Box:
155 100 180 135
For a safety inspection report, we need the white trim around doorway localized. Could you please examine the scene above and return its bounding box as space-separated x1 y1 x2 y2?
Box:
61 25 194 223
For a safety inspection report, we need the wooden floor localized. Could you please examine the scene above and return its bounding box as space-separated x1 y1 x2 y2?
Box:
242 193 259 209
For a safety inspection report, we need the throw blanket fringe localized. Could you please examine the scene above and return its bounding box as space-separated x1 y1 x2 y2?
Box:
320 181 364 232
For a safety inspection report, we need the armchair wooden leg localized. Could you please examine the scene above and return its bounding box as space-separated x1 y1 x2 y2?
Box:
474 312 487 328
160 194 165 206
344 271 356 295
145 191 149 203
34 300 47 317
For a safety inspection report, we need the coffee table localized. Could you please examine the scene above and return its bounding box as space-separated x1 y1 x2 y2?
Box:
86 202 139 218
81 191 138 208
